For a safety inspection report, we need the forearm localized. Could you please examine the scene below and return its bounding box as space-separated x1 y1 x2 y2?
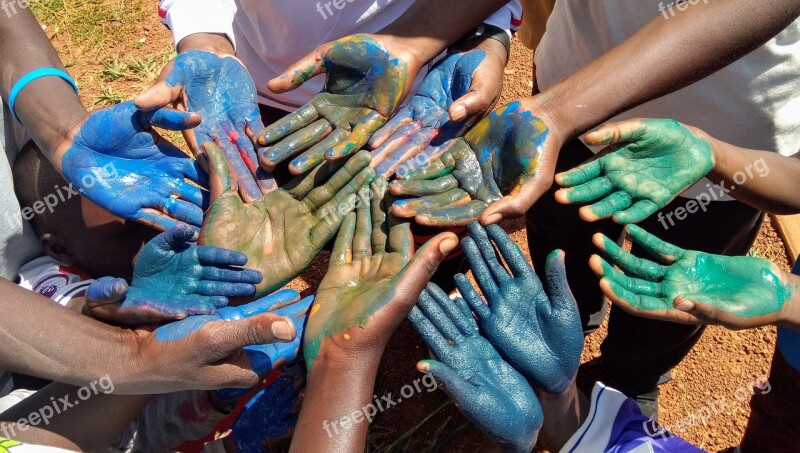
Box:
0 9 86 164
0 383 150 450
291 355 381 452
706 136 800 214
0 279 140 389
538 0 800 140
378 0 510 69
778 272 800 331
535 382 588 452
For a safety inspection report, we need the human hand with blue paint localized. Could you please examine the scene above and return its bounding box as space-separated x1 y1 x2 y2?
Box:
200 141 375 298
409 283 542 452
389 101 555 226
368 38 507 179
85 224 263 326
259 34 415 175
56 101 206 231
155 289 312 377
135 49 275 200
457 222 583 394
592 224 800 330
555 119 715 223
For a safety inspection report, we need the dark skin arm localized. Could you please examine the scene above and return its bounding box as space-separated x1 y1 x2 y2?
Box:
481 0 800 224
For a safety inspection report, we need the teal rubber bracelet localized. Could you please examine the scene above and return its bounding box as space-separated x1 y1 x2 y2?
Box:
8 68 79 123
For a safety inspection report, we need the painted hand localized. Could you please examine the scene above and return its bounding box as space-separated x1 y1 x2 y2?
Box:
228 374 303 452
368 39 506 179
389 101 552 226
555 119 715 223
457 223 583 394
259 34 413 175
135 50 274 200
304 188 458 369
591 224 796 330
86 225 262 325
409 283 542 452
155 289 312 376
57 101 206 231
200 142 374 297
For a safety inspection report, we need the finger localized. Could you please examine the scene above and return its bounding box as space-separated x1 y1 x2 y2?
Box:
268 48 329 93
626 224 685 264
673 296 727 326
261 119 332 172
85 277 128 308
486 224 534 278
599 277 668 314
196 246 247 267
584 120 647 146
175 181 205 209
449 88 493 124
325 111 385 161
408 306 451 359
466 222 511 284
454 273 491 320
258 104 320 145
544 250 580 316
370 120 419 162
331 212 356 267
387 219 413 260
305 151 373 211
134 209 193 234
200 267 263 285
369 105 414 149
218 289 302 320
390 176 459 197
155 223 196 250
391 233 460 311
479 160 555 225
272 294 314 320
352 188 373 259
203 142 238 201
613 199 662 225
162 198 204 228
142 107 201 131
554 160 602 188
371 185 389 252
417 287 464 343
215 136 262 203
134 79 183 112
415 200 488 227
556 176 614 205
590 255 662 298
460 236 500 300
427 282 478 336
403 148 458 181
592 233 666 280
203 314 299 365
417 360 474 403
371 126 437 178
579 191 633 222
391 189 471 218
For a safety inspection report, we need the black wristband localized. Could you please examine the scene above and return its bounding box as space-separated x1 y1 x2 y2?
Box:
453 23 511 59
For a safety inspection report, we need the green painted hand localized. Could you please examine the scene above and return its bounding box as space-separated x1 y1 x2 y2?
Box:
199 142 375 297
590 224 796 330
555 119 714 223
259 34 412 175
304 186 459 369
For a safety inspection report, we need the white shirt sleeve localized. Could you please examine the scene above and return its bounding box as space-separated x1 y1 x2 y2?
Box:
159 0 238 49
483 1 524 37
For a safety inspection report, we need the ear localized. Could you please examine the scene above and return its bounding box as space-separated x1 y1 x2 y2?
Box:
40 233 75 266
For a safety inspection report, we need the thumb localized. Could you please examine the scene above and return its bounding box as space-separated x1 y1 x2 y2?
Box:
393 232 460 301
584 119 647 146
544 250 579 315
134 79 184 113
203 313 298 363
673 296 721 325
449 82 497 124
85 277 128 308
267 46 329 93
417 360 473 403
156 224 197 251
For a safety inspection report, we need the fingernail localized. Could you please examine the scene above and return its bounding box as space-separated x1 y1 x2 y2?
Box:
271 319 295 341
451 104 467 121
439 236 459 255
675 299 694 312
484 213 502 225
416 361 431 372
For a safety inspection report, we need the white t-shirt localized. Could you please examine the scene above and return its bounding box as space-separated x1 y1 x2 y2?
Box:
159 0 523 110
535 0 800 200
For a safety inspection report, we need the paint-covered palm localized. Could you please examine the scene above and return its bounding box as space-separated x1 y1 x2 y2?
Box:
259 34 412 174
592 224 795 329
409 284 542 452
136 50 273 200
556 118 715 223
368 42 505 179
390 101 550 226
200 142 374 297
457 223 583 394
304 186 414 369
59 102 206 231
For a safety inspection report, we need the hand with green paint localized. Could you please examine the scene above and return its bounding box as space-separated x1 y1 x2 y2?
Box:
555 119 715 223
199 142 375 298
389 100 554 227
303 184 460 369
259 34 415 175
590 224 798 330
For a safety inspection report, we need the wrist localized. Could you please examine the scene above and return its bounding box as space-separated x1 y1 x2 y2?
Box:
177 33 235 56
450 24 510 64
777 271 800 330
